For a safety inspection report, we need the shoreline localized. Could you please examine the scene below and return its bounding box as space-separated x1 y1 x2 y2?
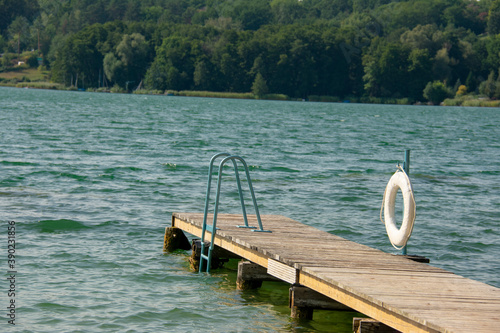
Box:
1 82 499 107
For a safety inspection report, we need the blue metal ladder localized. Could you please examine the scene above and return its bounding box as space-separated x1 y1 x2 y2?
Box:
199 153 271 273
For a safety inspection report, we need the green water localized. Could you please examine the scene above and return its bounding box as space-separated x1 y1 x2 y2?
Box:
1 87 499 332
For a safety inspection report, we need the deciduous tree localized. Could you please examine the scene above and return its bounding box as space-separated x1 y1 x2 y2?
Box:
252 72 268 97
488 0 500 35
423 80 452 104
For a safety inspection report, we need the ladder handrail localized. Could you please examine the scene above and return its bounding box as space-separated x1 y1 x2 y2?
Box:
213 155 264 231
199 153 271 273
201 153 250 232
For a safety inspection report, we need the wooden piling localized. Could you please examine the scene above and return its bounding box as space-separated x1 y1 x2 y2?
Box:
163 226 191 252
189 239 241 271
236 261 280 290
289 284 353 319
353 318 401 333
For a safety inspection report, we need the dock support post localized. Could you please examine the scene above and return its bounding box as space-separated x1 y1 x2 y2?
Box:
190 240 224 271
190 240 240 271
237 261 264 290
236 261 281 290
289 285 352 320
290 303 313 320
353 318 400 333
163 227 191 252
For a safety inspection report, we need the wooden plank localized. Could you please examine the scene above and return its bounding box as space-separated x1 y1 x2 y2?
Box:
267 259 298 284
298 271 439 333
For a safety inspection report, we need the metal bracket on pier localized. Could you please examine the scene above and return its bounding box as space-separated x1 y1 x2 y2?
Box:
199 153 271 273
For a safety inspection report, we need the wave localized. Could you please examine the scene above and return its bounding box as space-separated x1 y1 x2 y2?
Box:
265 166 301 173
102 166 145 173
26 170 88 182
0 160 40 167
28 219 91 233
161 163 197 171
34 302 79 314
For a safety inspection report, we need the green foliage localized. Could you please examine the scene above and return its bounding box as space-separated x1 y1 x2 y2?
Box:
270 0 305 25
407 48 432 99
226 0 272 30
103 33 150 89
1 0 500 103
432 47 454 84
486 34 500 71
478 70 500 99
144 33 203 91
261 93 289 100
26 53 39 68
399 24 440 54
488 0 500 35
0 35 7 53
252 72 269 98
423 81 453 104
363 38 426 98
8 16 30 55
1 53 15 68
381 0 449 32
174 90 254 99
110 84 125 93
133 89 164 95
308 95 341 102
51 24 109 88
443 2 486 34
144 61 167 91
104 53 124 85
15 81 62 89
445 96 500 107
0 0 39 34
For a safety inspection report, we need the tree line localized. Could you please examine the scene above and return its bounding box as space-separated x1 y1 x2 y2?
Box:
1 0 500 102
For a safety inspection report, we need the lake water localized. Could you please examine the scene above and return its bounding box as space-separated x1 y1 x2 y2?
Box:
1 87 499 332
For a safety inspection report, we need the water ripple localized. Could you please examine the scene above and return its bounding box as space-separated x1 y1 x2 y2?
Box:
1 87 499 332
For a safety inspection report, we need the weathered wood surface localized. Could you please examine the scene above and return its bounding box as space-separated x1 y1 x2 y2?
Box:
163 226 191 252
172 212 500 333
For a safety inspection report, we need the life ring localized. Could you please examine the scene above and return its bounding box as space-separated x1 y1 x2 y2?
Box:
381 169 416 249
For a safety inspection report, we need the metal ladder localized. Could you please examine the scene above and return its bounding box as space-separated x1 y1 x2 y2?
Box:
199 153 271 273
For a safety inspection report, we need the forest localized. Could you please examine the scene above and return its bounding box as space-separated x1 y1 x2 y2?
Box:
1 0 500 104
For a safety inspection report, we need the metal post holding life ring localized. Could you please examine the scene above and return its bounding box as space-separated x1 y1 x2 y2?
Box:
380 167 416 250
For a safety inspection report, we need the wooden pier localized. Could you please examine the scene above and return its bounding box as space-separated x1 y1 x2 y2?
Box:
167 212 500 333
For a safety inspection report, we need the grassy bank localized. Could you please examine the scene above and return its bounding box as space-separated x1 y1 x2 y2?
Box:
0 67 48 83
133 89 291 101
443 96 500 107
168 90 255 99
2 68 498 107
0 67 65 89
